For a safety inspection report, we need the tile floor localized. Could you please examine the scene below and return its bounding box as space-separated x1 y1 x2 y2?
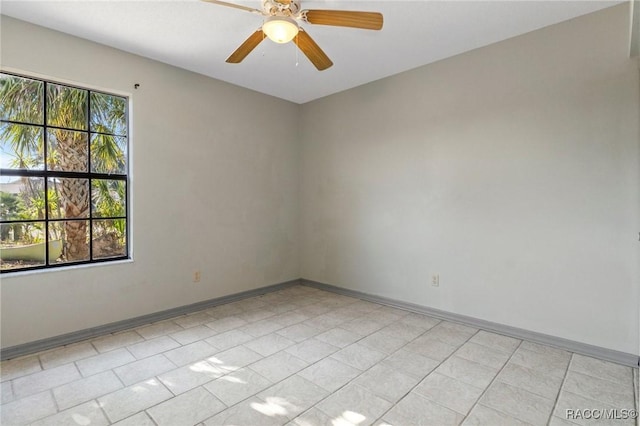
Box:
0 285 637 426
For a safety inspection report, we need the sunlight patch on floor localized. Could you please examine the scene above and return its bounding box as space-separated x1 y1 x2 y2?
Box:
189 360 227 376
220 375 245 384
70 412 92 425
332 410 367 426
205 356 239 372
251 397 290 417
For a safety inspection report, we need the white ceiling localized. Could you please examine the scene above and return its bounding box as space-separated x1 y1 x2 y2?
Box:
1 0 620 103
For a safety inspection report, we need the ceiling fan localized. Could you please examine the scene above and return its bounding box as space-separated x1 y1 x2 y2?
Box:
202 0 383 70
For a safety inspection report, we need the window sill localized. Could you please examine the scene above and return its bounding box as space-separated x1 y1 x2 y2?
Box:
0 258 134 279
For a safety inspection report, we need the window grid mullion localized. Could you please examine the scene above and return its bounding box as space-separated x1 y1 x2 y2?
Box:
0 119 126 139
44 80 50 266
1 72 129 274
88 89 93 262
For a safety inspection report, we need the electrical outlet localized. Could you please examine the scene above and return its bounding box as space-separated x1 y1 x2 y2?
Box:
432 274 439 287
193 271 201 283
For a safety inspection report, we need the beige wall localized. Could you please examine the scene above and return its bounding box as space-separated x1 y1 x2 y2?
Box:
0 16 300 347
2 4 638 356
300 4 640 355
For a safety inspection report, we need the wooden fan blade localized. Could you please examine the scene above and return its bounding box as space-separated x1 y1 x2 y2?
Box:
226 30 265 63
201 0 263 15
304 10 383 30
293 30 333 71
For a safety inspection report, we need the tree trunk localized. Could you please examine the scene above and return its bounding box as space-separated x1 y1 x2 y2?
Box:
57 132 89 261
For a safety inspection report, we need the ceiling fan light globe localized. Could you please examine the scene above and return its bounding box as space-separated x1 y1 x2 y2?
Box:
263 16 299 43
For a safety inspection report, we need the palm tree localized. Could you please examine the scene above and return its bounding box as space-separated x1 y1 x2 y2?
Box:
1 74 126 262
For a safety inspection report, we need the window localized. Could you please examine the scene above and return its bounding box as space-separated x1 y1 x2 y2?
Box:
0 72 129 273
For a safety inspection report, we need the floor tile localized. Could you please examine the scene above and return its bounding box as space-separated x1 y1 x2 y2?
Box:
234 297 268 311
289 407 334 426
469 330 520 354
323 308 361 324
236 309 276 324
39 343 97 369
397 313 441 331
243 333 295 357
91 331 144 353
569 354 633 385
413 372 484 415
496 362 563 400
405 336 459 361
297 305 333 318
53 370 123 410
0 356 42 382
276 323 321 342
147 386 226 426
462 404 532 426
257 375 329 419
170 325 218 345
510 347 570 379
206 303 245 318
98 378 173 423
520 341 570 359
12 363 81 399
240 320 286 338
114 353 177 386
284 338 339 363
345 300 381 314
331 343 386 370
635 368 639 408
205 329 254 351
361 310 403 326
303 314 346 331
271 311 310 327
174 311 216 329
0 391 58 425
1 285 636 426
316 383 392 426
204 367 272 407
380 348 440 379
1 381 14 404
111 411 156 426
127 336 180 360
164 340 218 367
436 356 499 389
329 304 362 317
548 416 581 426
249 351 309 383
562 370 635 407
30 399 109 426
203 397 289 426
480 381 555 426
377 321 427 341
135 320 184 340
315 328 361 348
383 392 465 426
340 318 387 337
421 322 476 347
298 358 361 392
158 361 227 395
454 342 511 369
205 316 248 333
208 345 263 371
353 364 420 403
358 331 409 355
76 347 136 377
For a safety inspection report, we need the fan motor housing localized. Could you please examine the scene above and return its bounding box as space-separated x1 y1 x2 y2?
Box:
263 0 300 16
